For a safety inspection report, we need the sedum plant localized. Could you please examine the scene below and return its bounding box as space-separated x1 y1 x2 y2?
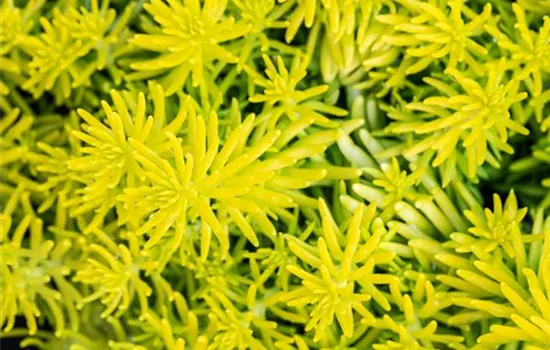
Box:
485 3 550 97
21 0 134 104
130 0 250 94
280 199 399 342
387 60 529 184
0 0 549 349
377 0 493 75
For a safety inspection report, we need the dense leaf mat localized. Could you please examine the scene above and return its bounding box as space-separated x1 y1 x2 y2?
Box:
1 0 549 349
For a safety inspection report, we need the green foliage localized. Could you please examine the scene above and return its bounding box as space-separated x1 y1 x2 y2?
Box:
0 0 549 349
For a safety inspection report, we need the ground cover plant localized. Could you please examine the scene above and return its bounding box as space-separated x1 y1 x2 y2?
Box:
0 0 549 349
